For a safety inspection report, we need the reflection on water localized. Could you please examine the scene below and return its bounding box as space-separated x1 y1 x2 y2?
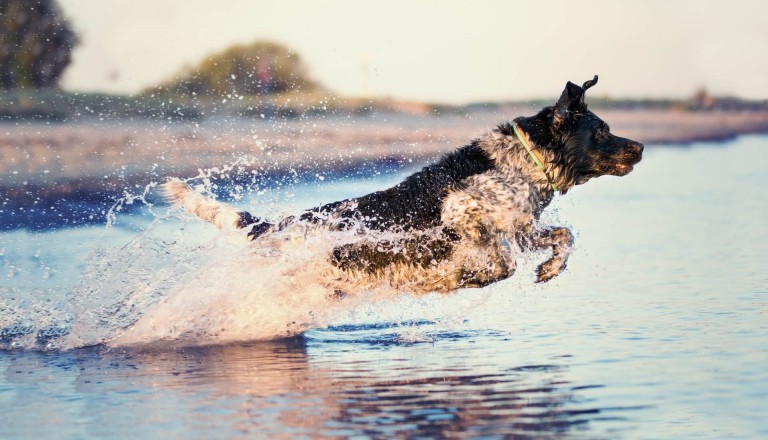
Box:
1 329 633 438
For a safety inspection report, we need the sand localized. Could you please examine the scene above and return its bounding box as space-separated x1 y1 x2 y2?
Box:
2 108 768 207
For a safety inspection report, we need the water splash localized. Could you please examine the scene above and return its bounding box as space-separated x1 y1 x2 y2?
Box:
62 220 337 348
1 150 546 351
0 208 465 351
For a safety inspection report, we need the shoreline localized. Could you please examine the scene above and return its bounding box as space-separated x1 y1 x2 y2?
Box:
2 108 768 230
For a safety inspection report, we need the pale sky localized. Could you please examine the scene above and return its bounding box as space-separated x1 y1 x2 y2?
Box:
59 0 768 104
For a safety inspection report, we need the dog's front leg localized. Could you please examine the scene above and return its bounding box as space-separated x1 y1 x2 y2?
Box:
457 240 515 289
527 227 574 283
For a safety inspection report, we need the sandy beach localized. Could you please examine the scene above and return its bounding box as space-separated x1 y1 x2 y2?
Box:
2 108 768 218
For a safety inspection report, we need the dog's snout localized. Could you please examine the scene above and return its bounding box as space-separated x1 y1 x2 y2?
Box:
625 142 643 161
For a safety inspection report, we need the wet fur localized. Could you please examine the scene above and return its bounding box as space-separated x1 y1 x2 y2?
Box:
164 76 643 294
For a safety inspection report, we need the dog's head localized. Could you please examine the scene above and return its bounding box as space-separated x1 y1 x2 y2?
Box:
518 76 644 189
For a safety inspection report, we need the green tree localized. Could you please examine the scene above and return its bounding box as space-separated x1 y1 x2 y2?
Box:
0 0 78 90
159 41 320 97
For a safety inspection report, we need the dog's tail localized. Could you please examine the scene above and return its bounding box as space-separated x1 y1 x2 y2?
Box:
161 179 259 230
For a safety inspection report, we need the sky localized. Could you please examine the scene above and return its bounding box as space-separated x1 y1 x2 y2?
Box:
58 0 768 104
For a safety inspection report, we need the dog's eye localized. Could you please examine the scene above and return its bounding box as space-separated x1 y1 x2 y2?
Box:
595 124 610 140
594 129 606 141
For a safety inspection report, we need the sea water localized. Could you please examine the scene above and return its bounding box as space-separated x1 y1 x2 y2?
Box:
1 134 766 438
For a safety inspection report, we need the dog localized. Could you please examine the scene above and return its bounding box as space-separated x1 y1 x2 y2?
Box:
163 76 643 294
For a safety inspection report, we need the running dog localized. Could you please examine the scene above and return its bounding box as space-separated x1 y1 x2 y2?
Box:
164 76 643 294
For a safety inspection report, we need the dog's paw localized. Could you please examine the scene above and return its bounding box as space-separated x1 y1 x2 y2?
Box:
329 289 348 301
536 258 565 283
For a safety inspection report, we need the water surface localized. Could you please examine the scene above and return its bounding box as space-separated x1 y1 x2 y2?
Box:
1 135 767 438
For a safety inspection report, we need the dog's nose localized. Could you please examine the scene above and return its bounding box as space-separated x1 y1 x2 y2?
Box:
631 143 644 156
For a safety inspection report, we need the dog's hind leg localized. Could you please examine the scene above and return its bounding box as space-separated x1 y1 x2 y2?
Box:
330 229 458 274
161 179 273 238
330 231 516 292
528 227 574 283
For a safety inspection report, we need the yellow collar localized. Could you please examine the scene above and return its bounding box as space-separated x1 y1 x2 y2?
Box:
512 122 559 191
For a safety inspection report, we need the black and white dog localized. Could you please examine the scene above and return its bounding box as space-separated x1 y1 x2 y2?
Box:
164 76 643 294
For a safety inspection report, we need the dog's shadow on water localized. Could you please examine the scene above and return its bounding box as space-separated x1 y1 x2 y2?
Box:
2 327 639 437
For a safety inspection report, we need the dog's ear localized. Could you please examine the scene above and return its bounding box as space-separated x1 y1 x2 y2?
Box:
553 81 585 128
582 74 598 91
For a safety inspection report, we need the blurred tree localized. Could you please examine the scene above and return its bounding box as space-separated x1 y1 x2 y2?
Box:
0 0 78 90
158 41 320 96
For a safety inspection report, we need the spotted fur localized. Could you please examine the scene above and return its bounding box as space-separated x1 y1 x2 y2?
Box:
165 76 643 294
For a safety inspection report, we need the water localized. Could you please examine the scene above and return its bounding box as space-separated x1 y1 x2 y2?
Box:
1 133 767 438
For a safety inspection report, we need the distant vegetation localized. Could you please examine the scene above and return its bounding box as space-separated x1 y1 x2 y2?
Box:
2 87 767 123
1 28 766 122
150 41 320 97
0 0 77 90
